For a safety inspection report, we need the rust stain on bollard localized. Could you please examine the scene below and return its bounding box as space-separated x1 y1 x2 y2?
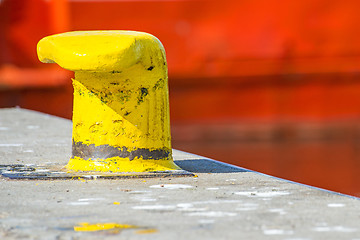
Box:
36 31 183 173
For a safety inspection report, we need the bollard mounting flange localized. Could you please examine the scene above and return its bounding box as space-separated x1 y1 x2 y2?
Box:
0 164 194 180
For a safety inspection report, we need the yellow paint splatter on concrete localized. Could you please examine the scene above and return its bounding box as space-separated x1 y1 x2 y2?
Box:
113 202 120 205
136 228 158 234
78 177 87 182
74 222 137 232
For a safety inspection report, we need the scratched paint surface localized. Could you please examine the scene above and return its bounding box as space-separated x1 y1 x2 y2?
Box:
37 31 179 172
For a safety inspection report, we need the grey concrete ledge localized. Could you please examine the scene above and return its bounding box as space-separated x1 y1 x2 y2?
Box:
0 108 359 240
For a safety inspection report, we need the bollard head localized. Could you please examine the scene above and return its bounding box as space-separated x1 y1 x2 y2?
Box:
37 30 166 72
36 31 185 174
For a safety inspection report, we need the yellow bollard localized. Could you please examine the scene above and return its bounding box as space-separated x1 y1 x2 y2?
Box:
37 31 181 173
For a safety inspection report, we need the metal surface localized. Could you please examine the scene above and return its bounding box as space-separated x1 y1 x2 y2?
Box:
37 31 181 172
0 164 193 180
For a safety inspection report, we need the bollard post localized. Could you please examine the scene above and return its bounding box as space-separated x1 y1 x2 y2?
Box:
37 31 181 173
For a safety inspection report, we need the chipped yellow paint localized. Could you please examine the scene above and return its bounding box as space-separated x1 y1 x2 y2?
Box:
113 201 120 205
74 222 137 232
78 177 87 182
37 31 181 172
71 69 171 150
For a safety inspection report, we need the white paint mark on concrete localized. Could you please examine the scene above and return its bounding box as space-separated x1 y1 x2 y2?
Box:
68 202 90 206
150 184 193 189
23 149 34 153
327 203 345 208
140 198 157 202
187 211 237 217
177 203 194 208
263 229 294 235
179 207 207 212
132 205 176 211
125 190 151 194
0 144 23 147
236 207 258 211
192 200 242 205
312 226 357 232
283 238 311 240
78 198 105 202
0 127 9 130
206 187 220 190
177 203 207 212
234 191 290 197
133 202 207 212
27 125 40 129
226 179 237 182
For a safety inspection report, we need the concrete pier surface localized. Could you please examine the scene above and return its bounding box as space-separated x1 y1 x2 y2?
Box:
0 108 359 239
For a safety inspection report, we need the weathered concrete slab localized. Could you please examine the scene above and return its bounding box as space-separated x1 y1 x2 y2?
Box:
0 108 359 239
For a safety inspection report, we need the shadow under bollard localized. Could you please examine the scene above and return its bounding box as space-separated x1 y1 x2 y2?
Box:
175 159 249 173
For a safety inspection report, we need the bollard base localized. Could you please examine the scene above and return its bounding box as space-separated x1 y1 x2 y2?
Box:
0 164 194 180
66 156 182 173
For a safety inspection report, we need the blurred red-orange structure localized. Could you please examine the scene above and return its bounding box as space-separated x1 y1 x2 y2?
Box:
0 0 359 196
